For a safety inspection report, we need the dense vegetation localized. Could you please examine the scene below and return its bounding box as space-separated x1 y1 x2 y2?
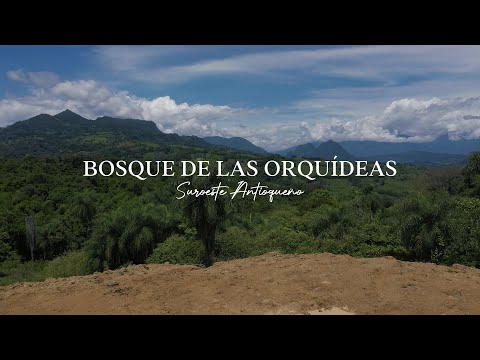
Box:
1 111 480 285
1 151 479 285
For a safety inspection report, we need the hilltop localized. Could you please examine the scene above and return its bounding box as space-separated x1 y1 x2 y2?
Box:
0 109 210 158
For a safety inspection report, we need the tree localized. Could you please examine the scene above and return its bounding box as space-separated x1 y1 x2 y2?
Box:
37 215 85 259
442 197 480 267
0 232 15 262
421 167 463 194
398 193 452 261
88 203 175 270
463 152 480 194
25 216 36 261
463 152 480 177
182 173 227 267
69 191 96 237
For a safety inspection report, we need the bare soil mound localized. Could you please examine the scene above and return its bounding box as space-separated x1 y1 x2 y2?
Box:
1 253 480 314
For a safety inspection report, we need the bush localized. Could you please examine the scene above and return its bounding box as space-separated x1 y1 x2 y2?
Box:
256 227 318 254
218 226 319 259
302 189 337 210
0 260 46 285
147 235 203 265
216 226 257 260
43 250 91 278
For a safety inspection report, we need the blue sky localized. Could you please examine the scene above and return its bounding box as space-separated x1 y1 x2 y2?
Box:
2 45 480 149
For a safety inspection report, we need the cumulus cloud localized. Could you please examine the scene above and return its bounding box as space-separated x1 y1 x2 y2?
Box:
6 69 60 87
213 96 480 149
0 79 239 137
222 96 480 150
139 96 233 134
3 75 480 150
305 96 480 144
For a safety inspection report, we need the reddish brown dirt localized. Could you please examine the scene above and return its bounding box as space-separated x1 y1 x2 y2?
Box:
1 253 480 314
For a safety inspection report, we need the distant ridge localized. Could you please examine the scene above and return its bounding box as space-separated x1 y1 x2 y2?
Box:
285 140 354 160
0 110 210 158
275 136 479 166
339 135 480 156
367 151 467 166
2 110 478 165
204 136 268 154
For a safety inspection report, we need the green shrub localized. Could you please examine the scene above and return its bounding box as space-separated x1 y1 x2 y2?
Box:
147 234 203 265
218 226 320 259
43 250 91 278
216 226 257 260
256 227 318 254
302 189 337 210
0 260 46 285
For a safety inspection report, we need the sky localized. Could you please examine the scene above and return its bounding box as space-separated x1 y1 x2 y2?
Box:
1 45 480 150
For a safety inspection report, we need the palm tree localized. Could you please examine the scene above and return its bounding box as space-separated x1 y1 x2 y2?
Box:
398 193 452 261
183 174 227 267
69 191 96 238
89 203 175 270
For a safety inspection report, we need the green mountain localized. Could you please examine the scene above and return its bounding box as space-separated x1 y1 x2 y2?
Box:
0 110 211 158
203 136 268 154
286 140 354 160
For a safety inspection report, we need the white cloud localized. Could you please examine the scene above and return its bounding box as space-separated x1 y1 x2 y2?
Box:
292 75 480 120
94 45 480 86
0 79 239 137
93 45 193 72
304 96 480 144
6 69 60 87
216 96 480 150
3 75 480 151
6 70 25 82
88 45 480 149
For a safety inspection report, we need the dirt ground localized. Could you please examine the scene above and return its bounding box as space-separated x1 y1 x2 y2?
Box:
1 252 480 314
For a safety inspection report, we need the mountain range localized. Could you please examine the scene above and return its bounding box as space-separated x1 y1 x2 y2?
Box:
0 110 478 166
0 110 210 158
275 136 479 165
338 136 480 156
367 151 466 166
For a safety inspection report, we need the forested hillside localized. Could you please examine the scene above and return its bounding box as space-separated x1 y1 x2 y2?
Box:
1 111 480 285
